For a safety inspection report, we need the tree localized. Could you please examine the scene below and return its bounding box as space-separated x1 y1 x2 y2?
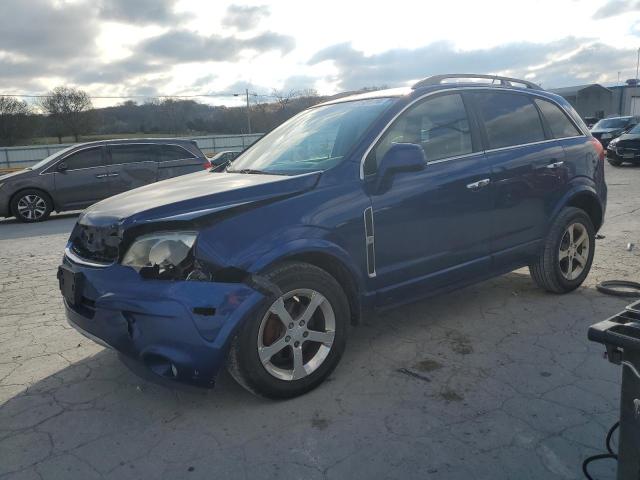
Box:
0 97 36 146
39 86 95 142
271 89 299 111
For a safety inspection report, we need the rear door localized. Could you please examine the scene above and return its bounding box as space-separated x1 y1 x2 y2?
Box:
470 91 568 266
52 146 109 209
106 144 158 196
157 144 203 181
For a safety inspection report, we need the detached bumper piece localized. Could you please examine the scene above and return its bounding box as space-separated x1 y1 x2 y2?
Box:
588 299 640 479
59 260 265 388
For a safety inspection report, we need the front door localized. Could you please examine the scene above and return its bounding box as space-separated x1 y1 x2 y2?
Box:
365 92 493 305
53 146 109 209
106 144 158 196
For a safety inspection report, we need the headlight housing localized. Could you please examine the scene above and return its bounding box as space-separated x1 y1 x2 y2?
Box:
122 231 197 276
601 133 613 139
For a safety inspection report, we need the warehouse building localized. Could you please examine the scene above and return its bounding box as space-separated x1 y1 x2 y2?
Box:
550 80 640 120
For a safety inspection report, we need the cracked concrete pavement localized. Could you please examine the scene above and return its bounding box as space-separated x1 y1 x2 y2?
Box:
1 163 639 479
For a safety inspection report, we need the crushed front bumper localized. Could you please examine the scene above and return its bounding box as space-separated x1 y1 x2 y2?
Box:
59 255 265 388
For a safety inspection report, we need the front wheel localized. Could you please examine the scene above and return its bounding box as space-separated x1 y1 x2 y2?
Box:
227 262 348 398
10 189 53 223
607 158 623 167
529 207 595 293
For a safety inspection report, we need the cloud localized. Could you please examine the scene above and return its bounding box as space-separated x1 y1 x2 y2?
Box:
593 0 640 18
71 59 166 85
0 0 98 59
223 5 270 30
308 38 635 90
139 29 295 62
98 0 188 25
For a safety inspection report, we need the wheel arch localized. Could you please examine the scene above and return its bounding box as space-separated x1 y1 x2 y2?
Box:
552 186 604 232
250 241 365 325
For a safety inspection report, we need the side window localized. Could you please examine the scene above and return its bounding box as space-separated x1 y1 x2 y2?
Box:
63 147 103 170
474 93 545 149
158 145 196 162
108 144 156 165
534 99 581 138
367 93 472 174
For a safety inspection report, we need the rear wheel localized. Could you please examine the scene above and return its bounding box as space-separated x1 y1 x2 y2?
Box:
227 262 348 398
530 207 595 293
10 189 53 223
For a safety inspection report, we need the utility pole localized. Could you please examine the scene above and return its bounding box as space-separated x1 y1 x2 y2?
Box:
245 88 252 134
234 89 252 134
637 47 640 82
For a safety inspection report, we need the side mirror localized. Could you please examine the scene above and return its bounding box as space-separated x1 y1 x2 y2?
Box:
57 162 68 172
374 143 426 191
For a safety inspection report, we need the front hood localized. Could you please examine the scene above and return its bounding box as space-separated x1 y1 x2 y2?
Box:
612 133 640 146
80 170 321 227
591 127 621 134
0 169 32 181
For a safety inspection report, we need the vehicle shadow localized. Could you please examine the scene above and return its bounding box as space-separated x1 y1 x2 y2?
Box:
0 271 626 479
0 212 79 240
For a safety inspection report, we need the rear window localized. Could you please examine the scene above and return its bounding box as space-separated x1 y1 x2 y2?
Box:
534 99 581 138
158 145 196 162
474 92 545 149
108 144 156 165
63 147 103 170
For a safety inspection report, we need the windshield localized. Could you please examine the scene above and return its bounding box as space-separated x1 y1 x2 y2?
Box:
228 98 395 174
29 145 75 170
593 118 631 129
629 123 640 134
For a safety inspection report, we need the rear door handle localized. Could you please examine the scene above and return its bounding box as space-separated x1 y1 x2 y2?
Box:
95 173 107 178
545 161 564 169
466 178 491 190
108 173 119 177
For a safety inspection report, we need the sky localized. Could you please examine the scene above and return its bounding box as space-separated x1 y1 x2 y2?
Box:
1 0 640 108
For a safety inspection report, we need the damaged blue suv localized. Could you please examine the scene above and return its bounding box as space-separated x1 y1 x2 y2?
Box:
59 74 607 398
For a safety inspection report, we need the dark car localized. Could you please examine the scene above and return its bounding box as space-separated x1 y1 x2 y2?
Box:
58 74 607 399
606 123 640 165
0 139 207 222
583 116 599 128
591 116 638 148
208 150 241 169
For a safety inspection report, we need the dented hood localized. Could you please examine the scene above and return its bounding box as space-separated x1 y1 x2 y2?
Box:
80 170 321 227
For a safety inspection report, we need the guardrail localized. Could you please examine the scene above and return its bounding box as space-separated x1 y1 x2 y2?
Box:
0 133 263 170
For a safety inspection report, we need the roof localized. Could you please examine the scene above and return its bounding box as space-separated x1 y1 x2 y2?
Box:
549 84 612 97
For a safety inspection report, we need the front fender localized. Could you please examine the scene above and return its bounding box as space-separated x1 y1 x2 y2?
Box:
248 238 366 293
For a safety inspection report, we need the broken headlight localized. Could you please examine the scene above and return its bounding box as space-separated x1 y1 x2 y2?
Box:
121 232 197 276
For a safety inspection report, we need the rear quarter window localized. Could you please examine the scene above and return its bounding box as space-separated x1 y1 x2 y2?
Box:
534 99 581 138
474 92 545 149
158 145 196 162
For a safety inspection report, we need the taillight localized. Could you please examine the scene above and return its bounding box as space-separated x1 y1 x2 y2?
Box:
590 137 605 162
203 159 212 169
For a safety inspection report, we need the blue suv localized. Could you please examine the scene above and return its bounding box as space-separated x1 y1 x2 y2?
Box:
59 74 607 398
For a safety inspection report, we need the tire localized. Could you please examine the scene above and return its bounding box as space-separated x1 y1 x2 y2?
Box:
529 207 595 294
227 262 349 399
607 158 622 167
10 189 53 223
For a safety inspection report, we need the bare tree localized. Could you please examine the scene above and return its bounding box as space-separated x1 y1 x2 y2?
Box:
271 89 299 111
0 97 36 146
39 86 94 142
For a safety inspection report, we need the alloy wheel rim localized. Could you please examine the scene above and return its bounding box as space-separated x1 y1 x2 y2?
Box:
559 222 590 281
257 288 335 381
17 194 46 220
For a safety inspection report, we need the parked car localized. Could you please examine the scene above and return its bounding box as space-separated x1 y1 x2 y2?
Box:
606 122 640 166
583 116 599 128
58 74 607 399
208 150 241 169
590 116 638 148
0 139 208 222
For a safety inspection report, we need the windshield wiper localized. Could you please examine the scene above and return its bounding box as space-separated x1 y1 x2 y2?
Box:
226 168 280 175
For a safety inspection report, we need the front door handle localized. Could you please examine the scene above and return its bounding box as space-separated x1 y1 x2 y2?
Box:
108 173 119 177
95 173 107 178
545 161 564 169
466 178 491 190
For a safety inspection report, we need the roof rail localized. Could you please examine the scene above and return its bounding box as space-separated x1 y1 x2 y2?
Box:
412 74 542 90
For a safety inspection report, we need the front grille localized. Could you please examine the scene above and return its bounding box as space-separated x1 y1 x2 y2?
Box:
70 224 121 264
